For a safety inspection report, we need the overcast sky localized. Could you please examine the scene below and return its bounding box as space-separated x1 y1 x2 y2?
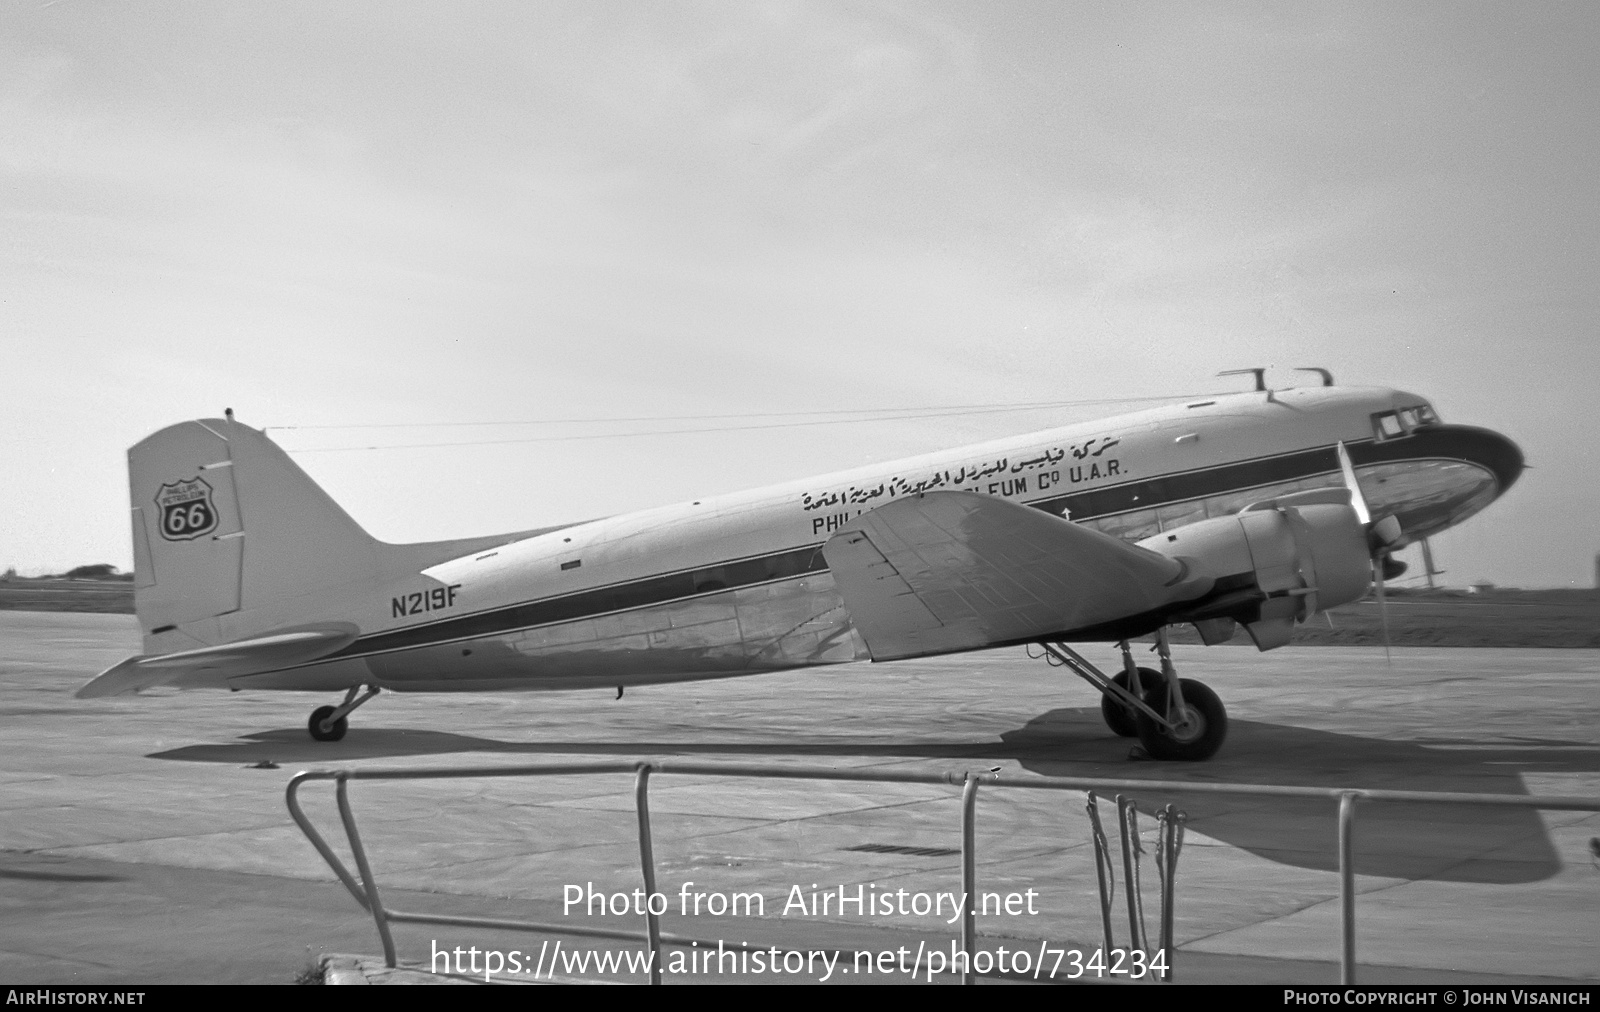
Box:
2 2 1595 588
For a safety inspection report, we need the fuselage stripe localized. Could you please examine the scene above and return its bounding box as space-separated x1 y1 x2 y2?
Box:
328 430 1483 662
328 544 831 660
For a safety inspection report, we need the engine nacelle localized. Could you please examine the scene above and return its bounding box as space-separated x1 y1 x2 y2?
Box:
1136 489 1372 650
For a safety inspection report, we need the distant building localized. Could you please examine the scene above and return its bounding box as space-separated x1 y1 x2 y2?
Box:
1468 580 1495 595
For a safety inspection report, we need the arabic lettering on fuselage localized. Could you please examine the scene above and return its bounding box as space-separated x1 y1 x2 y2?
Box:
798 436 1124 512
1008 446 1064 473
1070 436 1120 460
800 458 999 512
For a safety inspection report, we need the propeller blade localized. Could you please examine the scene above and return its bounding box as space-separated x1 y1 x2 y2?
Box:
1336 441 1371 526
1373 556 1392 667
1336 441 1397 665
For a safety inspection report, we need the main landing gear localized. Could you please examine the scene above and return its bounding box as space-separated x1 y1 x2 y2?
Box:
308 684 380 742
1040 631 1228 761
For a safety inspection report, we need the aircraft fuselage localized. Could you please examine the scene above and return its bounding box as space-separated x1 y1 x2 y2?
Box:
231 384 1521 694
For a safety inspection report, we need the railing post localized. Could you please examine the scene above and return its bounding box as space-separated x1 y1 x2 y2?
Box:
1338 791 1359 985
960 773 980 985
336 774 397 968
1085 793 1116 953
1157 805 1180 982
1117 795 1149 953
634 764 663 985
285 772 371 909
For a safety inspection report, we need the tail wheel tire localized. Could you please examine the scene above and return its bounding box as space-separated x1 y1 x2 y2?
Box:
1101 668 1159 738
308 705 348 742
1134 678 1227 761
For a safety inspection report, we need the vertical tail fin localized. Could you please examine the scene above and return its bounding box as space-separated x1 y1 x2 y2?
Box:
128 416 559 655
129 417 384 651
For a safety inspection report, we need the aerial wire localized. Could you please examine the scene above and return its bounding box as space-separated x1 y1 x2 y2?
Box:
273 392 1216 453
270 394 1207 430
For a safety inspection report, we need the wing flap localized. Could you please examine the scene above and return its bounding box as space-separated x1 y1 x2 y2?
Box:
822 529 952 654
75 624 359 698
823 491 1211 661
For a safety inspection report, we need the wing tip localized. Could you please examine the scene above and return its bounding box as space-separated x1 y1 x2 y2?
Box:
75 655 148 698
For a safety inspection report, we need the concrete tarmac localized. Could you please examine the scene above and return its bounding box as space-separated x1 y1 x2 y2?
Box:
2 611 1596 985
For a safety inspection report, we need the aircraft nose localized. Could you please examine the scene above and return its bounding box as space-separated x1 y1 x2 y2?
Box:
1444 424 1525 495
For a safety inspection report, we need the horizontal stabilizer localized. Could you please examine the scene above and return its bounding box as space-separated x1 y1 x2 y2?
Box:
75 624 359 698
822 491 1211 661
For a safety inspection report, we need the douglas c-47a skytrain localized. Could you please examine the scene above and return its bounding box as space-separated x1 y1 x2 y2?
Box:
79 370 1523 761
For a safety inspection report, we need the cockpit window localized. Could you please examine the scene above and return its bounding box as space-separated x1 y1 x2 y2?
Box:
1372 412 1406 440
1372 403 1439 441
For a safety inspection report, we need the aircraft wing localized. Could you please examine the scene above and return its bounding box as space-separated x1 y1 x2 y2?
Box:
75 624 359 698
822 491 1212 661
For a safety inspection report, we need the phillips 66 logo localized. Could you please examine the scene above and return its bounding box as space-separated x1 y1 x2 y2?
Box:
155 477 219 541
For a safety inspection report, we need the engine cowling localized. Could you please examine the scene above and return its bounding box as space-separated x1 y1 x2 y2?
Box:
1136 488 1372 650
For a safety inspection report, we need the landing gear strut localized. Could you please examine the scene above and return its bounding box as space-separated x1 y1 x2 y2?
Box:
308 684 380 742
1101 642 1160 739
1133 630 1227 761
1041 631 1228 761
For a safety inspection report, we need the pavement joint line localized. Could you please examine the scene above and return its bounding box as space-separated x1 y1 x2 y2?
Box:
1182 856 1518 955
531 801 777 821
1176 890 1343 949
371 840 659 877
587 790 966 835
22 819 304 851
0 947 120 971
27 855 347 887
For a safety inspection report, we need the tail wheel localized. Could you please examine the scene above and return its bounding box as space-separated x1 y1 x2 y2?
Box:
1134 678 1227 761
308 705 348 742
1101 668 1159 738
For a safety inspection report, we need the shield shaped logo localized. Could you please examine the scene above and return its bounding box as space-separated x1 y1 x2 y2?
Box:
154 477 219 541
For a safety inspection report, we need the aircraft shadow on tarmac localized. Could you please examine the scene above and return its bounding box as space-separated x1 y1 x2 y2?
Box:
1000 708 1593 886
150 708 1599 886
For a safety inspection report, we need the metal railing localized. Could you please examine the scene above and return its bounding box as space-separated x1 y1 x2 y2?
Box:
285 761 1600 985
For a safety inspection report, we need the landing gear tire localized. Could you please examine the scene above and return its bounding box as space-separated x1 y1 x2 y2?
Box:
1101 668 1159 738
308 705 348 742
1134 678 1227 761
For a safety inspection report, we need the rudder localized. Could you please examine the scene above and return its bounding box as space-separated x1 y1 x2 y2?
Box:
129 417 383 652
